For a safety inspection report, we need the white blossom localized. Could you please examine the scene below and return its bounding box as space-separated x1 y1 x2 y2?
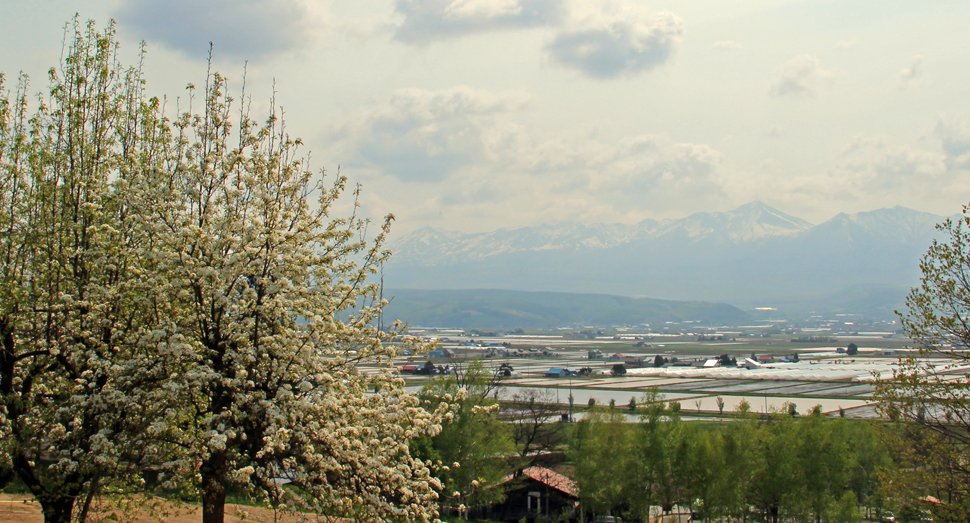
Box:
0 19 451 523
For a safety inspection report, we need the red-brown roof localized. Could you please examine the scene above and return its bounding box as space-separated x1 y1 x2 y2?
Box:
520 467 579 497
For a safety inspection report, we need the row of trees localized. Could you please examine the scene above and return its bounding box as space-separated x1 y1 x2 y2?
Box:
0 20 446 523
570 400 891 523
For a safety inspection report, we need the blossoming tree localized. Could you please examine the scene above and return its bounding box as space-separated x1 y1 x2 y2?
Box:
138 69 447 523
1 19 446 523
0 21 182 523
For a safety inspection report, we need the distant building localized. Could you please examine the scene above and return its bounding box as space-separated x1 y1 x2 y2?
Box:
428 348 455 359
485 467 579 522
741 358 762 369
545 368 570 378
624 356 647 368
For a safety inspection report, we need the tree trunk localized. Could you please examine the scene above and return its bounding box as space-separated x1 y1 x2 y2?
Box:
76 477 100 523
0 467 14 492
201 451 227 523
38 495 75 523
13 454 80 523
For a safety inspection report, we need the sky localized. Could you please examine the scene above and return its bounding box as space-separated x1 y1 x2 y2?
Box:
3 0 970 235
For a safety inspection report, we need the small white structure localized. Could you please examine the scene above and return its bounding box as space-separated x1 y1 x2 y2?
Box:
740 358 762 370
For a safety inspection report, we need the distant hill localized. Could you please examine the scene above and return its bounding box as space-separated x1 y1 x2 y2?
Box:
384 202 949 315
381 289 751 329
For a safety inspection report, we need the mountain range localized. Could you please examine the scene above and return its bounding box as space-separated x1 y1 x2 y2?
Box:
384 202 951 316
389 202 815 266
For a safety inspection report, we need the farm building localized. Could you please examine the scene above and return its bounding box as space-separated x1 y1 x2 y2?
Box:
428 348 455 359
545 368 570 378
484 467 579 522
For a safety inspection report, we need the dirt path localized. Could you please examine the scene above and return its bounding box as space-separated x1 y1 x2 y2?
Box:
0 494 320 523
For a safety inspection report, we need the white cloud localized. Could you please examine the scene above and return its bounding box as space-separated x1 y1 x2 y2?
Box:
591 139 726 208
836 136 946 190
114 0 323 61
736 134 960 217
936 119 970 170
898 55 923 82
446 0 524 19
712 40 743 50
329 86 532 182
392 0 566 44
768 54 835 97
335 18 396 41
326 86 728 228
547 4 683 79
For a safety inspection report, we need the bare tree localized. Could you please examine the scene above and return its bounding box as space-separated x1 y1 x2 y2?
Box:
501 388 568 471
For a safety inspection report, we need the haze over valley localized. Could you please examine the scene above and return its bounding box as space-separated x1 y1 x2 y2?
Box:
384 201 948 325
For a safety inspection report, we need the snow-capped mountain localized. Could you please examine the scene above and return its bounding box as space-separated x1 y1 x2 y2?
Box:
384 202 950 312
389 201 816 264
652 201 813 242
799 206 944 246
390 219 663 265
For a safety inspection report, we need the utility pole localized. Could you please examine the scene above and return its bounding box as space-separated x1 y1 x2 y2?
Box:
568 379 574 421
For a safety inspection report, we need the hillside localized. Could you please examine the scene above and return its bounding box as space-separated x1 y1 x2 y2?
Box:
382 289 750 329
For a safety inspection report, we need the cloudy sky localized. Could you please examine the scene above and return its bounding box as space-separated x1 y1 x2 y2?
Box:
3 0 970 234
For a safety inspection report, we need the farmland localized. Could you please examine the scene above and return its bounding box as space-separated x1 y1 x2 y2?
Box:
375 325 921 419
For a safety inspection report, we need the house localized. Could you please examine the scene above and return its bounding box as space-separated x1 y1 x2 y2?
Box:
624 357 647 368
485 467 579 522
740 358 762 369
702 359 720 368
648 506 693 523
428 348 455 359
400 365 419 375
545 368 570 378
757 355 775 364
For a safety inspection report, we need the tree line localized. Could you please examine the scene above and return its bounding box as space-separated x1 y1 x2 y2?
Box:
570 398 890 523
